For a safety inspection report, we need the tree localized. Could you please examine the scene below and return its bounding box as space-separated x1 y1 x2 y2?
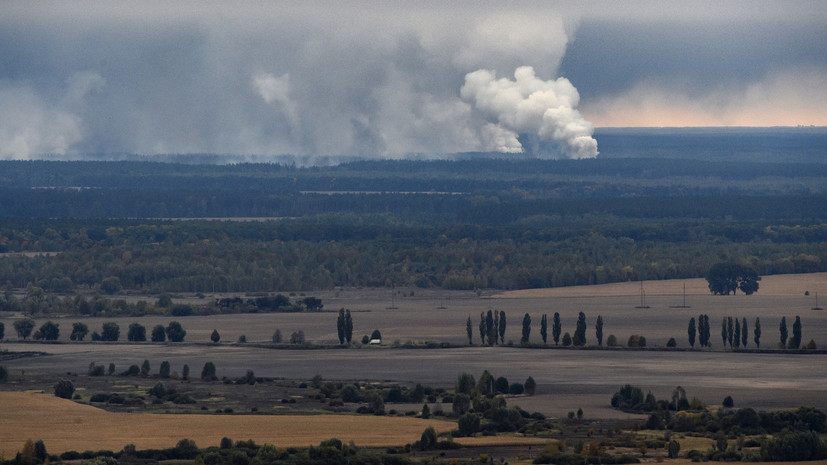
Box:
524 376 536 396
486 310 495 346
70 322 88 341
741 317 748 348
345 309 353 343
499 310 506 344
521 313 531 344
561 332 572 346
34 440 47 464
465 315 473 345
452 392 471 416
721 318 727 347
573 311 587 346
157 294 172 308
595 315 603 346
101 322 120 341
141 359 150 377
54 379 75 398
290 330 305 344
478 312 486 345
668 440 681 459
0 322 3 340
151 324 166 342
419 425 438 449
754 317 761 348
182 364 190 380
272 329 282 343
100 276 122 294
128 323 146 342
457 412 480 436
211 329 220 343
149 381 167 398
727 316 734 348
456 372 476 395
14 318 35 340
0 365 8 382
779 316 788 347
337 309 346 344
790 315 802 349
540 314 548 344
688 317 696 348
159 360 171 378
495 376 509 394
201 361 217 380
733 318 741 348
705 262 761 295
552 312 561 345
37 321 60 340
166 321 186 342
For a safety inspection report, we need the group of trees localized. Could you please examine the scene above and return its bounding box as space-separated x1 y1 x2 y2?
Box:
691 315 812 350
6 319 187 343
335 309 354 344
468 311 602 347
705 262 761 295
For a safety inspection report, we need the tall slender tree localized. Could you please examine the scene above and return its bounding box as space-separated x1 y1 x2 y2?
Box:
779 316 788 347
574 312 587 346
499 310 506 345
486 310 496 346
493 311 499 345
733 318 741 348
754 317 761 348
721 318 727 347
479 312 486 345
344 309 353 343
791 315 802 349
521 313 531 344
688 317 696 348
336 308 346 344
540 314 548 344
466 315 473 345
741 317 748 348
727 316 734 348
595 315 603 346
552 312 561 346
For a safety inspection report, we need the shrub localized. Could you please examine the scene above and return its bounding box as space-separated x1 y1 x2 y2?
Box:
606 334 618 346
54 379 75 399
722 396 734 408
524 376 537 396
666 338 677 348
457 413 481 436
149 382 167 398
88 363 105 376
561 332 572 346
806 339 817 350
509 382 525 395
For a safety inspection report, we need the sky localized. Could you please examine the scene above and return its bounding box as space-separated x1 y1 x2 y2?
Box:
1 1 825 160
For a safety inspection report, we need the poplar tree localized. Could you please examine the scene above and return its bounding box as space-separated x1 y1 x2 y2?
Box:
733 318 740 348
521 313 531 344
754 317 761 348
344 309 353 343
574 311 587 346
466 315 473 345
779 316 788 347
741 317 748 348
552 312 561 345
595 315 603 346
540 314 548 344
790 315 802 349
499 310 506 344
688 317 696 348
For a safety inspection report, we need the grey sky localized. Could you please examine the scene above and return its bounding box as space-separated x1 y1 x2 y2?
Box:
0 1 824 159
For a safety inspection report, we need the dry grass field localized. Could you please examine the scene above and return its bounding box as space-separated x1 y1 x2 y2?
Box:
0 391 456 457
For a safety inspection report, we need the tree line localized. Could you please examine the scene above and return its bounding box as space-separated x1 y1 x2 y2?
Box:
467 310 602 347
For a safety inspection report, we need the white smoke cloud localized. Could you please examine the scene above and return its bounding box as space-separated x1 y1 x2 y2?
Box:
461 66 598 159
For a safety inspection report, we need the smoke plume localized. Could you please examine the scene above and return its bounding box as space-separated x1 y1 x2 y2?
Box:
461 66 598 159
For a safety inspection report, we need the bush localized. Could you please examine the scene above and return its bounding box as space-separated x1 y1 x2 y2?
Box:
54 379 75 399
666 338 677 348
607 334 618 346
88 363 105 376
722 395 734 408
457 413 481 436
509 382 525 395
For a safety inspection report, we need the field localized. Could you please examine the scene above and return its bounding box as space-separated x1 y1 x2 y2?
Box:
0 391 457 456
2 273 827 458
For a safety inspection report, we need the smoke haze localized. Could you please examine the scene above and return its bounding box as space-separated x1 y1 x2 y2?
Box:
0 1 824 161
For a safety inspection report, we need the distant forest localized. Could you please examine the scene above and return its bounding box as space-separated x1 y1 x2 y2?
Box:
1 128 826 293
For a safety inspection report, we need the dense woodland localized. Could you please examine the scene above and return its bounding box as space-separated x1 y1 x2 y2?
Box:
1 129 826 294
